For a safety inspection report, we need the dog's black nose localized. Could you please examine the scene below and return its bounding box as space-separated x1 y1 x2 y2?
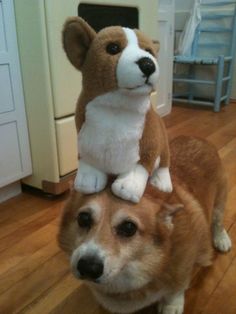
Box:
77 256 104 280
136 57 156 77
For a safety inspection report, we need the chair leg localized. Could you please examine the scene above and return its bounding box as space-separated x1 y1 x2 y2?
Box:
188 64 194 102
225 59 234 105
214 56 224 112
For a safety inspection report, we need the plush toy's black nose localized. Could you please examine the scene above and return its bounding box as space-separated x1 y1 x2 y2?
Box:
136 57 156 77
77 256 104 280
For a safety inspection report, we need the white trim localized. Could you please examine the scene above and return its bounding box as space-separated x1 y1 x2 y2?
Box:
0 0 32 188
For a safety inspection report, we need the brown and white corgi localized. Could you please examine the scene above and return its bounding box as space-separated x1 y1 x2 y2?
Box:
62 17 172 203
58 136 231 314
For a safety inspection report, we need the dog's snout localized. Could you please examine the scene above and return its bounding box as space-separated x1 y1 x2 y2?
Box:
136 57 156 77
77 256 104 280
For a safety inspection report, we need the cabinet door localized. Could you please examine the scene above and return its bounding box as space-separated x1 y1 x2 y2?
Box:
0 0 31 187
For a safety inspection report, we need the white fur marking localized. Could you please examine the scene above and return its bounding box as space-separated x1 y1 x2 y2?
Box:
111 164 148 203
154 156 161 170
93 288 166 314
79 92 150 175
123 27 138 45
150 167 173 193
117 28 159 93
74 160 108 193
158 292 185 314
71 240 106 278
213 228 232 253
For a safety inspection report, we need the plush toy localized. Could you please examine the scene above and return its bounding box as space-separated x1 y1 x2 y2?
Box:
62 17 172 203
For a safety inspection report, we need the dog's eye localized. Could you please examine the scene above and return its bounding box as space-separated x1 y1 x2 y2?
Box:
77 212 93 229
116 220 137 238
145 48 154 56
106 43 121 55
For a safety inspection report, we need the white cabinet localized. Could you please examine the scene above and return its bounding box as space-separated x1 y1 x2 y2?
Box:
156 0 175 116
0 0 31 189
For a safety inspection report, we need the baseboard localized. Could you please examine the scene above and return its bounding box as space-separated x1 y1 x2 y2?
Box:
0 181 22 204
42 172 76 195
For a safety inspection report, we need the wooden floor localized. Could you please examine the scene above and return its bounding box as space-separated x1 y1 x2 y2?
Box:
0 103 236 314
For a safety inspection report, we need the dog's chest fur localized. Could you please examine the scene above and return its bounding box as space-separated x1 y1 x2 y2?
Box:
92 288 166 314
78 91 150 174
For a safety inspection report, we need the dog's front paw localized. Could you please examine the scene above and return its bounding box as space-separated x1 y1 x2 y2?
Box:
112 164 148 203
74 161 108 194
214 228 232 253
158 304 184 314
158 293 184 314
151 167 173 193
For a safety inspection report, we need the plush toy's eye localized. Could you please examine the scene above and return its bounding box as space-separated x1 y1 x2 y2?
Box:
77 212 93 229
145 48 154 56
106 42 121 55
116 220 137 238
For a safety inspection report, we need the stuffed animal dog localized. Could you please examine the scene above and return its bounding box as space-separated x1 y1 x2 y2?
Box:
62 17 172 203
58 136 231 314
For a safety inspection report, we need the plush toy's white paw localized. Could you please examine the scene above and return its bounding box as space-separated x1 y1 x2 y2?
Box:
213 228 232 253
74 161 108 194
151 167 173 193
111 164 148 203
158 293 184 314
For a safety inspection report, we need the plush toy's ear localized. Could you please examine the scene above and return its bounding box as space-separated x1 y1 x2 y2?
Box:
158 203 184 230
153 40 160 54
62 17 96 70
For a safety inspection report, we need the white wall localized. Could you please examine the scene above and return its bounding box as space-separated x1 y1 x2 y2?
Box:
175 0 194 12
174 0 236 99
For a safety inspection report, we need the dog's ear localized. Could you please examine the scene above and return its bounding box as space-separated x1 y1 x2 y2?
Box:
159 203 184 230
62 17 96 70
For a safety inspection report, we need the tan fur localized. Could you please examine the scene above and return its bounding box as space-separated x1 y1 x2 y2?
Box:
134 29 159 57
62 17 170 178
140 107 170 172
58 136 230 312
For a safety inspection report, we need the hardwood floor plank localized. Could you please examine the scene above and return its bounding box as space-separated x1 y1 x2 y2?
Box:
164 106 196 128
20 272 80 314
0 103 236 314
50 284 111 314
166 105 236 142
0 202 62 243
207 120 236 150
0 194 52 223
0 223 58 276
0 251 68 314
184 221 236 314
202 254 236 314
0 210 59 253
218 137 236 159
224 186 236 228
0 234 59 295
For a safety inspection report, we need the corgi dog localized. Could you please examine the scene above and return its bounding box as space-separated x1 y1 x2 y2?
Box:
62 17 172 203
58 136 231 314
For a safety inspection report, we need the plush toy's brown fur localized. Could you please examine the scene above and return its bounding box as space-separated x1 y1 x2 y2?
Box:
62 17 172 202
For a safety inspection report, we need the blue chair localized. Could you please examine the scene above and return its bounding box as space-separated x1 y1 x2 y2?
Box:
173 1 236 112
